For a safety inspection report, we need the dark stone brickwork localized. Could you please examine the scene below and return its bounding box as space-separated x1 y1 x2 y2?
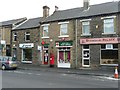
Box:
12 28 40 65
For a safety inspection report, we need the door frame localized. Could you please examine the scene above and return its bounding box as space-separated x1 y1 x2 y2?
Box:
82 45 90 67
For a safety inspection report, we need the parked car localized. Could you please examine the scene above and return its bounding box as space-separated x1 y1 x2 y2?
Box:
0 56 18 70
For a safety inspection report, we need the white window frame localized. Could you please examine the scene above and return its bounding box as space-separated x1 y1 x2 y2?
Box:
81 21 91 36
42 25 49 38
102 18 115 34
59 23 68 37
25 32 30 41
58 21 69 37
13 33 17 41
106 44 113 49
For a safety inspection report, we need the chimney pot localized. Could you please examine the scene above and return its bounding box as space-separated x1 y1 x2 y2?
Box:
83 0 90 10
55 6 59 11
43 6 50 18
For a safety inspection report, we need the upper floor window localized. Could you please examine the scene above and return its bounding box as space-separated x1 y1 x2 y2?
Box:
25 32 30 41
60 24 68 36
43 25 49 37
13 33 17 41
103 18 114 34
82 21 90 35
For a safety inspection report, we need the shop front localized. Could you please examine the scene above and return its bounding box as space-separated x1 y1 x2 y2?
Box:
56 41 73 68
80 37 119 67
42 44 49 65
19 43 34 63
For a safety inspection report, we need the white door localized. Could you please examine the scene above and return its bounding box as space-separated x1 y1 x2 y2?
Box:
82 45 90 67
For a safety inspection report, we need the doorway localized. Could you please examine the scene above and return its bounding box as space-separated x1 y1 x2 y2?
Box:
82 45 90 67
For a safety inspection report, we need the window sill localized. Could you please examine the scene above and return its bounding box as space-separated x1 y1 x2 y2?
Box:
25 40 30 42
100 64 118 66
58 35 69 38
21 61 32 64
81 34 91 36
41 37 50 39
102 32 116 35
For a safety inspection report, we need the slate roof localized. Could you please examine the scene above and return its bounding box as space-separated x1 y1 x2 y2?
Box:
42 1 120 23
13 17 44 30
0 17 27 26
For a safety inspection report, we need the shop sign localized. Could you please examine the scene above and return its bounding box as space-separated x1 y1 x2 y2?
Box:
0 40 6 45
80 37 120 44
56 41 73 47
38 46 42 51
19 43 34 48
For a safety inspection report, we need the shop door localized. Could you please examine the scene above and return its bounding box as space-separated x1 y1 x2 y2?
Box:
57 48 71 68
82 45 90 67
44 50 49 64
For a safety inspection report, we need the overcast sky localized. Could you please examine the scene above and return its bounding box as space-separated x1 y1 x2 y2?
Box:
0 0 118 22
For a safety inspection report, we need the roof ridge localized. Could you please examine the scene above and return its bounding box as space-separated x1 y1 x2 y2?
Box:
12 19 28 30
0 17 27 23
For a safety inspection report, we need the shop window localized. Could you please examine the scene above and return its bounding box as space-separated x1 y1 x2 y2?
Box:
82 21 90 35
103 18 114 34
13 33 17 41
106 44 113 49
101 44 118 64
25 32 30 41
101 50 118 59
83 45 89 49
60 24 68 36
22 49 32 63
13 48 17 58
6 45 11 56
59 48 70 63
43 26 49 37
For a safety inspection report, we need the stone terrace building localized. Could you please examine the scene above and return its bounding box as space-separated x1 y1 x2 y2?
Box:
40 0 120 69
0 18 27 56
11 17 44 64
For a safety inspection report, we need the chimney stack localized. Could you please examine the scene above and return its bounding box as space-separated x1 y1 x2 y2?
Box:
55 6 59 11
43 6 50 18
83 0 90 10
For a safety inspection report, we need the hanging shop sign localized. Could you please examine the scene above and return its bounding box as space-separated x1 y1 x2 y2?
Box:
41 40 45 45
19 43 34 48
80 37 120 45
56 41 73 47
38 46 42 51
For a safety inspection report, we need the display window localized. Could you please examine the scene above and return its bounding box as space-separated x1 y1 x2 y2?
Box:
57 48 71 68
22 49 32 63
101 44 118 65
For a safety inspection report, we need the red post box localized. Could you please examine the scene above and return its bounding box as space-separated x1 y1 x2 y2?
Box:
50 53 54 67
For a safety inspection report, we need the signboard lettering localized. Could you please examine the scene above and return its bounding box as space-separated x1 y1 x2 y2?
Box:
19 43 34 48
80 37 120 44
56 41 73 47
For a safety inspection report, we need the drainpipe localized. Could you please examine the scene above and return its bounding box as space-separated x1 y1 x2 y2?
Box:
75 19 78 68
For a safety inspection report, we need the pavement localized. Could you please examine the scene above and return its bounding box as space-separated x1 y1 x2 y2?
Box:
18 64 119 78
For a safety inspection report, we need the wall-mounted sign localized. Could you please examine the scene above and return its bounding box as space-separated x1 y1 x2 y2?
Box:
38 46 42 51
41 40 45 45
80 37 120 45
0 40 6 45
56 41 73 47
19 43 34 48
